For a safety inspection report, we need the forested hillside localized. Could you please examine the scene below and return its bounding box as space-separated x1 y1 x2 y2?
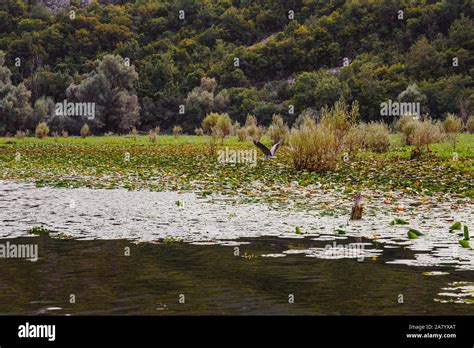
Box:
0 0 472 135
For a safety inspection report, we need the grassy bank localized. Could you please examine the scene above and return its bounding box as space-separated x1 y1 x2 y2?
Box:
0 134 472 199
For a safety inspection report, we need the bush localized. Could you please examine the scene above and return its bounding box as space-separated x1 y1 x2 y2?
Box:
344 124 367 154
410 119 444 150
173 125 183 137
289 118 340 172
231 122 240 136
443 113 462 133
396 115 419 145
268 113 290 144
194 127 204 136
244 114 258 128
245 124 264 141
294 109 318 129
364 122 390 153
467 116 474 134
202 113 220 134
15 130 26 139
320 98 359 148
130 127 137 141
243 114 264 141
35 122 49 139
215 113 232 137
80 123 90 138
237 128 247 142
148 129 157 143
443 113 462 149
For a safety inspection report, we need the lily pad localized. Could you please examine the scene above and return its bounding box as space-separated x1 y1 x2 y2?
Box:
449 221 462 231
27 226 52 236
408 228 424 238
389 218 409 225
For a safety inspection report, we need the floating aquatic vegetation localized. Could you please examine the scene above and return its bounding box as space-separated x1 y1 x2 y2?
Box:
407 228 423 239
389 218 409 225
1 181 473 270
449 221 462 231
435 282 474 304
52 232 74 240
27 226 52 236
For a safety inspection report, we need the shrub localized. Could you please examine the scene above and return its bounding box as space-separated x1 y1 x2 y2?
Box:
467 116 474 134
202 112 220 134
410 119 443 150
268 113 290 144
396 115 419 145
294 109 318 129
173 125 183 137
289 119 340 172
243 114 264 141
80 123 90 138
15 130 26 139
231 122 240 136
244 114 258 128
237 128 247 142
344 124 367 154
443 113 462 149
443 113 462 133
130 127 137 141
395 114 415 133
148 129 157 143
364 122 390 153
194 127 204 136
320 98 359 148
35 122 49 139
215 113 232 137
245 124 264 141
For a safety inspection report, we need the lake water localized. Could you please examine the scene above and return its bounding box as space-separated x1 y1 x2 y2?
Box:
0 236 473 315
0 180 472 315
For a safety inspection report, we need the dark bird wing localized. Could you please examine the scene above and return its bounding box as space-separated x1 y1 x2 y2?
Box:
253 141 272 157
270 141 282 156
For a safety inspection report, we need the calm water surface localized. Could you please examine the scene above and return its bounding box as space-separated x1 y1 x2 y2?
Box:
0 236 472 315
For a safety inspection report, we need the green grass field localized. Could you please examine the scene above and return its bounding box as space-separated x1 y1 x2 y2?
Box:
0 133 473 198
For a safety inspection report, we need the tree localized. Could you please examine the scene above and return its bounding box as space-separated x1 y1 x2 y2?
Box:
405 37 445 80
293 70 350 114
66 54 140 133
2 83 33 133
397 84 428 117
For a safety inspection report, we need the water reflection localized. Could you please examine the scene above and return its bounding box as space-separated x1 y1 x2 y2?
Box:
0 236 472 315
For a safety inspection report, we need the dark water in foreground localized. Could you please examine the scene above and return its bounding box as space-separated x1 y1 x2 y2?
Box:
0 236 472 315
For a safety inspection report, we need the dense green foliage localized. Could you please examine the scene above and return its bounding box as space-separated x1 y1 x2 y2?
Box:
0 0 473 134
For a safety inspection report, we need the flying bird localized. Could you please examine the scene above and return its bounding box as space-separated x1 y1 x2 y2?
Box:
253 140 281 159
350 192 363 220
